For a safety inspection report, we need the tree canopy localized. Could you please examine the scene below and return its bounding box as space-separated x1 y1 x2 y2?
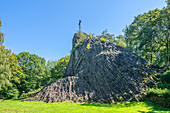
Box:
16 52 50 93
124 4 169 67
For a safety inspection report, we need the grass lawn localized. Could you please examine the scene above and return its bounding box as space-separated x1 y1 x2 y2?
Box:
0 100 169 113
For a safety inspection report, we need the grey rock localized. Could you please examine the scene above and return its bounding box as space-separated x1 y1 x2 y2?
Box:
24 33 155 103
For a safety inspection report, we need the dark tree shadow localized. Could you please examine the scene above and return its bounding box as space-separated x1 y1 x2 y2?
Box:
81 101 170 113
81 101 138 108
137 102 170 113
13 97 27 101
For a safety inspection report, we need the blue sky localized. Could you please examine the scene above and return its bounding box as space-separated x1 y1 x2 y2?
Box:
0 0 167 61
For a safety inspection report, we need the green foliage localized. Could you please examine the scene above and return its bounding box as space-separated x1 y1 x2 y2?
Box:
124 5 170 66
146 88 170 97
50 55 70 82
116 35 126 48
157 82 170 89
72 31 87 54
0 21 4 45
97 29 115 43
0 46 12 90
71 47 76 54
0 20 13 92
0 86 19 99
100 38 106 42
9 53 25 84
46 60 58 70
20 88 42 98
0 20 25 99
161 70 170 84
96 30 127 48
86 43 91 50
89 33 93 38
77 31 87 44
17 52 50 93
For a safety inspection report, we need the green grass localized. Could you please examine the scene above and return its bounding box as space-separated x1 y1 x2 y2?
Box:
0 100 169 113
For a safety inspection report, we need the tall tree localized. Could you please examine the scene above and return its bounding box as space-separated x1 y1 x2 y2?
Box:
0 20 12 90
17 52 50 93
124 3 169 67
9 53 25 84
0 21 25 99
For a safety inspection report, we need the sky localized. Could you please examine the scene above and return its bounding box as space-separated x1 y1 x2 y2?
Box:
0 0 167 61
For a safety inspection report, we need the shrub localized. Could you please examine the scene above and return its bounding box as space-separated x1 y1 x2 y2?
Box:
157 82 170 89
86 43 91 50
89 33 93 38
20 88 42 98
0 86 19 99
71 47 76 54
77 31 87 43
146 88 170 97
101 38 106 42
161 70 170 84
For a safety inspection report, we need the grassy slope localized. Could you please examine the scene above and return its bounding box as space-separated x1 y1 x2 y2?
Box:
0 100 169 113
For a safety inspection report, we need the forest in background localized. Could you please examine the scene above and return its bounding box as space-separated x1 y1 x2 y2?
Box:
0 0 169 107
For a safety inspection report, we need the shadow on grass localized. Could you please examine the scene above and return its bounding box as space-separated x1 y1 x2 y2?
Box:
81 101 138 108
137 102 170 113
12 97 27 101
81 101 170 112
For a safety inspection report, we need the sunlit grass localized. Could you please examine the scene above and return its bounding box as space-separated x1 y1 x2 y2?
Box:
0 100 169 113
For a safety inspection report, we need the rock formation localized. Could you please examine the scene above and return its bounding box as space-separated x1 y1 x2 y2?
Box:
24 33 155 103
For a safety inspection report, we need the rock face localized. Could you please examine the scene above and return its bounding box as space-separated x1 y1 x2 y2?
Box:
25 33 154 103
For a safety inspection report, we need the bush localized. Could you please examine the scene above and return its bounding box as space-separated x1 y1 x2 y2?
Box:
86 43 91 50
77 31 87 43
89 33 95 38
146 88 170 97
157 82 170 89
146 88 170 108
161 70 170 84
20 88 42 98
89 34 93 38
0 87 19 99
101 38 106 42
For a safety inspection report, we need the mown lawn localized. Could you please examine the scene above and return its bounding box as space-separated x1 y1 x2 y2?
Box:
0 100 169 113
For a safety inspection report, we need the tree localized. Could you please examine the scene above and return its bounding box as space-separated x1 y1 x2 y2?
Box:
96 29 115 43
116 35 126 48
0 46 12 90
17 52 50 93
0 20 12 91
46 60 58 70
156 5 170 66
9 53 25 84
0 20 24 99
96 30 127 48
50 55 70 82
124 4 169 67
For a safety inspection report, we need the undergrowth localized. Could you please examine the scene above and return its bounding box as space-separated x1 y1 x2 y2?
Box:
20 88 42 98
146 88 170 97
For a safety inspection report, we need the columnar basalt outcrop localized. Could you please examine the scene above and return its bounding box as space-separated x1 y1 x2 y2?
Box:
24 33 155 103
